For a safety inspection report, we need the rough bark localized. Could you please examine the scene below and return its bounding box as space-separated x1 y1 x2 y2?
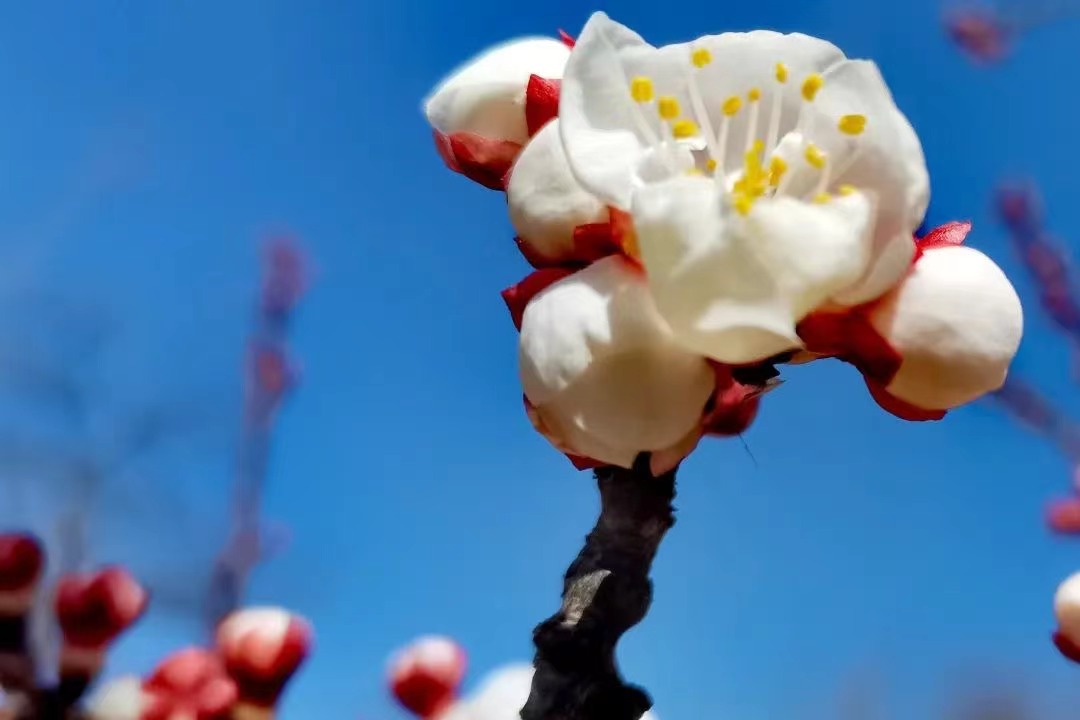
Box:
521 455 676 720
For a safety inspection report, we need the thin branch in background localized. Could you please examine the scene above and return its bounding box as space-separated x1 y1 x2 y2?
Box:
522 457 675 720
990 374 1080 462
996 182 1080 350
0 295 216 679
205 239 308 634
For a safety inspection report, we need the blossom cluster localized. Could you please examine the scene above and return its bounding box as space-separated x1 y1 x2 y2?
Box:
0 531 310 720
87 606 311 720
423 12 1024 472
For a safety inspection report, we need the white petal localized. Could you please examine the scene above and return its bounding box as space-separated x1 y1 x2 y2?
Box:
218 606 291 647
560 13 844 208
85 676 146 720
424 38 571 144
518 256 714 467
632 175 873 364
800 60 929 304
456 665 534 720
507 120 608 264
1056 572 1080 647
739 192 876 316
869 245 1023 410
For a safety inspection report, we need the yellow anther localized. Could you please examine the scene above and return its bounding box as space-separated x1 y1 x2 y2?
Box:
658 95 681 120
734 146 769 199
672 119 700 139
776 63 789 83
804 143 827 170
838 114 867 136
733 193 755 216
813 192 832 204
706 158 718 172
630 76 655 103
722 95 742 116
751 139 765 157
768 156 788 186
748 87 762 102
838 184 858 196
801 73 824 101
692 48 713 68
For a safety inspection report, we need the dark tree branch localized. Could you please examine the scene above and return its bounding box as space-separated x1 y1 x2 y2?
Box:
522 455 676 720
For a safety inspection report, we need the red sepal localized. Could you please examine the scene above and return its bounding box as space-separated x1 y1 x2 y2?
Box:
914 220 972 260
143 648 238 720
432 130 522 190
1053 631 1080 664
501 268 576 331
0 533 43 594
572 221 623 263
799 310 945 422
1047 497 1080 535
515 219 621 270
797 309 903 385
865 380 947 422
55 567 148 650
558 30 576 48
567 453 604 471
525 75 561 137
703 364 761 437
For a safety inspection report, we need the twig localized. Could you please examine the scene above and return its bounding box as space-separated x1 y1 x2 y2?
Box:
522 456 675 720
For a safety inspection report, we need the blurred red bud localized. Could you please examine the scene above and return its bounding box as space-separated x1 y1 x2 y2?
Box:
55 566 148 650
143 648 238 720
252 345 295 398
388 636 467 718
216 607 312 707
1047 498 1080 535
0 533 43 598
1054 630 1080 664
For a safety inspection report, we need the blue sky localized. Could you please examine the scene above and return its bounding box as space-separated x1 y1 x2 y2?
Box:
0 0 1079 717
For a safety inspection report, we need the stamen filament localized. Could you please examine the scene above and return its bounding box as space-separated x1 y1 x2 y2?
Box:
685 54 722 173
715 95 742 182
745 88 762 153
628 76 663 147
766 63 787 155
796 73 824 130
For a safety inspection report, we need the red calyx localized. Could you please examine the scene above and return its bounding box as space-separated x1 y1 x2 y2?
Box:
219 622 311 707
864 380 947 422
0 533 43 595
558 30 576 48
703 364 761 437
391 670 460 718
432 130 522 190
525 75 561 137
1047 497 1080 535
573 221 625 263
388 637 466 718
55 567 148 650
514 217 624 271
797 309 903 385
567 453 604 471
914 220 972 261
798 308 945 422
143 648 238 720
501 268 576 331
1053 631 1080 664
